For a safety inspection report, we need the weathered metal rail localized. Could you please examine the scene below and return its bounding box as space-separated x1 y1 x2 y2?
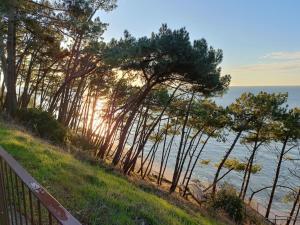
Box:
247 200 300 225
0 146 82 225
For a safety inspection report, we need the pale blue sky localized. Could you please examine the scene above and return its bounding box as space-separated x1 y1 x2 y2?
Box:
97 0 300 86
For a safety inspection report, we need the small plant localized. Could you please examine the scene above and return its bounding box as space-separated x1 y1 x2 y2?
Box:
17 108 67 144
211 183 245 223
68 133 97 151
220 158 262 174
200 159 211 165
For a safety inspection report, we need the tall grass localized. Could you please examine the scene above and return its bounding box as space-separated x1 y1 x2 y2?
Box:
0 122 223 225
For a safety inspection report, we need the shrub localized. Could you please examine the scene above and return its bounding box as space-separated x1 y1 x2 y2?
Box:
17 108 67 144
211 183 245 223
68 133 97 152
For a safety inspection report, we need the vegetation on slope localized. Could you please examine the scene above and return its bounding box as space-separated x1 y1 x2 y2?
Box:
0 122 223 225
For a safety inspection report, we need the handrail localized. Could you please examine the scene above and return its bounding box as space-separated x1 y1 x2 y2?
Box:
0 146 82 225
247 200 300 225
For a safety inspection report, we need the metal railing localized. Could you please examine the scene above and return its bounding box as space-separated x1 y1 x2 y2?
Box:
272 215 300 225
0 146 82 225
247 200 300 225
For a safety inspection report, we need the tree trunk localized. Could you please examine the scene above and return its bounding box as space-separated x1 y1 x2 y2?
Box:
112 84 155 165
286 188 300 225
0 79 5 108
292 200 300 225
241 142 260 200
112 108 138 165
157 117 170 184
0 26 7 109
97 83 154 161
211 130 243 198
183 134 210 197
4 5 18 116
170 93 194 193
158 119 178 185
20 52 36 109
265 136 289 218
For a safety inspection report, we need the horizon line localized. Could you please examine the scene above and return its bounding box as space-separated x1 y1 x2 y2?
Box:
229 85 300 87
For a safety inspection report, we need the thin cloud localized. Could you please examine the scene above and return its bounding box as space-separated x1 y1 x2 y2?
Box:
261 51 300 60
230 51 300 73
231 60 300 73
226 51 300 86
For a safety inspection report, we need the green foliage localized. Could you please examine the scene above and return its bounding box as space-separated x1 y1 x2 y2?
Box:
191 99 229 131
16 108 67 144
283 154 295 161
149 133 164 143
273 107 300 141
0 122 224 225
56 0 117 39
104 24 230 95
228 92 288 132
211 184 245 223
200 159 211 165
249 164 261 174
68 133 97 151
221 158 262 174
282 191 296 203
148 86 171 107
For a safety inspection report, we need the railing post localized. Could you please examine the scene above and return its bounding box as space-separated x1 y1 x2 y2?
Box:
0 160 10 225
0 147 83 225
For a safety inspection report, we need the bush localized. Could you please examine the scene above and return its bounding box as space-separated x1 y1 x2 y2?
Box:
211 183 245 223
68 133 97 152
17 108 67 144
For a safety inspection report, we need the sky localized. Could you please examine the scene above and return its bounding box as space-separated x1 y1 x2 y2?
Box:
97 0 300 86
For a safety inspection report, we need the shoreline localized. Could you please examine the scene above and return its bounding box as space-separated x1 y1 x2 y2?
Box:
133 153 293 224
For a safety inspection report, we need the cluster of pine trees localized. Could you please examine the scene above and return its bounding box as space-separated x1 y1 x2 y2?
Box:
0 0 299 223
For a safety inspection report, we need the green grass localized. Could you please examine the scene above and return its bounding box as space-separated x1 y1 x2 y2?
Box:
0 122 223 225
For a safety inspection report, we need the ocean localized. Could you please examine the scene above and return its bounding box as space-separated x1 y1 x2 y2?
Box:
150 86 300 216
214 86 300 108
207 86 299 211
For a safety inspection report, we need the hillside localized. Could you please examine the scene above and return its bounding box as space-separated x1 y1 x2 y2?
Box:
0 122 224 225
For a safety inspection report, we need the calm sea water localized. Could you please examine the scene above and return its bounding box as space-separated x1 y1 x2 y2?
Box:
214 86 300 108
204 86 299 212
150 86 300 214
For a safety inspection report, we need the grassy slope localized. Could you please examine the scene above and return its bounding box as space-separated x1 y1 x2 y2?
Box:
0 122 223 225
